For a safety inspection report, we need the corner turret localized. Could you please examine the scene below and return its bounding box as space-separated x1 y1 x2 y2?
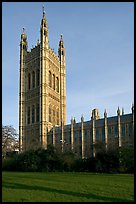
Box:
40 5 48 49
20 28 28 51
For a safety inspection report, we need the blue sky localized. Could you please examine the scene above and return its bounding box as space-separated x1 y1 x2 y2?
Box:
2 2 134 133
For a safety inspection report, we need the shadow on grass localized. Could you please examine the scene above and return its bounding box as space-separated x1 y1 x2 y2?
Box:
3 181 133 202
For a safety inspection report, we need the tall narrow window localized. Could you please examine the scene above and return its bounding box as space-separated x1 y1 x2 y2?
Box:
49 105 51 122
37 69 40 86
56 77 59 93
28 73 31 90
53 74 55 90
56 109 59 125
53 108 55 124
27 106 30 124
32 105 35 123
32 71 35 88
49 71 52 87
36 104 39 122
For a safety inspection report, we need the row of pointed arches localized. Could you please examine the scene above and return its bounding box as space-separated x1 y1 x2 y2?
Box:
27 70 59 92
49 71 59 93
27 104 39 125
27 69 40 90
49 104 59 125
27 103 60 126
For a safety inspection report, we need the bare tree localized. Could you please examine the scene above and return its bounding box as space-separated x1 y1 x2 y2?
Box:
2 125 19 157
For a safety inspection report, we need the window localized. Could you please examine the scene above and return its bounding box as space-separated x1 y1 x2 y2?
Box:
27 106 30 124
96 129 99 140
36 104 39 122
108 127 111 135
84 130 88 142
56 77 59 93
56 109 59 125
53 109 55 124
37 69 40 86
115 125 118 137
126 124 129 134
32 71 35 88
32 105 35 123
102 127 105 142
49 105 52 122
121 125 125 137
53 74 55 90
28 73 31 90
49 71 52 87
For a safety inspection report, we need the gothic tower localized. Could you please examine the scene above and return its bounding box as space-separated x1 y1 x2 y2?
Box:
19 7 66 151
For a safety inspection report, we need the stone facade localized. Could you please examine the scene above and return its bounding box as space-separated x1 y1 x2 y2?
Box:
19 8 134 158
19 9 66 151
47 107 134 159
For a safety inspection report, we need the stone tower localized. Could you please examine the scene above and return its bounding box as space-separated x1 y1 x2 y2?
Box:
19 7 66 151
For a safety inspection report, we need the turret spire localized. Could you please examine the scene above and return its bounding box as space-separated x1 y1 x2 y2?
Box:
21 27 27 48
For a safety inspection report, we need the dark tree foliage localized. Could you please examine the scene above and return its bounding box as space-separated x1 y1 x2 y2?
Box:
2 144 134 173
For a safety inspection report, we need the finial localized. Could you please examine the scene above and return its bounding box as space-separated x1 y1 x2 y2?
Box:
104 109 107 117
81 114 84 122
122 107 124 115
71 117 73 123
22 27 25 33
73 117 76 124
60 34 63 41
37 39 39 45
42 5 45 17
21 27 27 41
131 103 134 113
117 106 120 115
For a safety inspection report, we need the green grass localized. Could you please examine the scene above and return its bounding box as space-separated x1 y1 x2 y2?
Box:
2 172 134 202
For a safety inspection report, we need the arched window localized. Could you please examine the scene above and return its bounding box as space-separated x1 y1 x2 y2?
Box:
32 71 35 88
49 105 52 122
53 74 55 90
56 108 59 125
28 73 31 90
56 77 59 93
36 104 39 122
27 106 30 124
49 71 52 88
32 105 35 123
37 69 40 86
53 108 55 124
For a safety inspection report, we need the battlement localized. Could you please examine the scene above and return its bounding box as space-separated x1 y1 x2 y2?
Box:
48 47 60 61
26 44 40 63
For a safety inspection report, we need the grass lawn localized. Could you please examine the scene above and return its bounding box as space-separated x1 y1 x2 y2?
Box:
2 172 134 202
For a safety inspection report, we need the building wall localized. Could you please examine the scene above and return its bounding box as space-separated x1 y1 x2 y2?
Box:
52 110 134 159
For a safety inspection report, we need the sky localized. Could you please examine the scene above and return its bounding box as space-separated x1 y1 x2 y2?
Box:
2 2 134 134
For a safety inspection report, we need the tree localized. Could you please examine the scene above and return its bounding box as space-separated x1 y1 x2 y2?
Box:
119 146 134 173
2 125 19 157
